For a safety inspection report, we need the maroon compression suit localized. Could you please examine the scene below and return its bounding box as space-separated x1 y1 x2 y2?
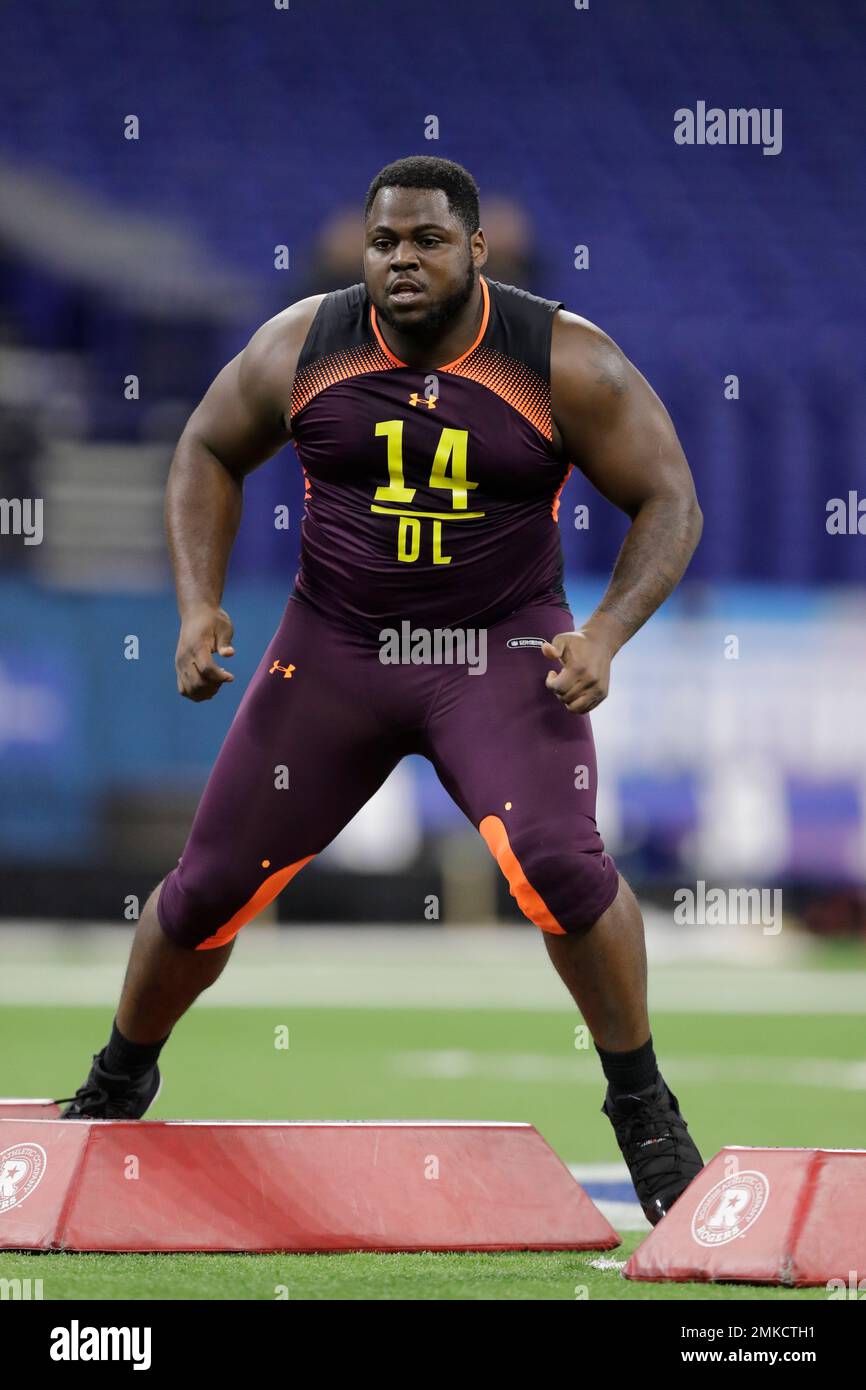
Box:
158 276 619 949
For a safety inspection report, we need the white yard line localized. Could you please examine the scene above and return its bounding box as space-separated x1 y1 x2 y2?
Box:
569 1162 633 1182
0 923 860 1013
567 1165 649 1235
391 1050 866 1091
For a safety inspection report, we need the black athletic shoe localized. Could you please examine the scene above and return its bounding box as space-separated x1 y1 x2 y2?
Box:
56 1051 162 1120
602 1074 704 1226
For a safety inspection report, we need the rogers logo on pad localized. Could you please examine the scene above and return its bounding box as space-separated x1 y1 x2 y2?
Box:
0 1143 47 1214
691 1170 770 1246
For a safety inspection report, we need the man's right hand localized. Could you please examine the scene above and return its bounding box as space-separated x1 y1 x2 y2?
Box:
175 605 236 702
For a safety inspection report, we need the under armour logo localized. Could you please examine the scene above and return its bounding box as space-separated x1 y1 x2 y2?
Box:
408 392 437 409
269 660 296 679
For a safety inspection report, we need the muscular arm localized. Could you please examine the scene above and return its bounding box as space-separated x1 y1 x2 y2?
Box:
166 295 323 700
544 311 702 712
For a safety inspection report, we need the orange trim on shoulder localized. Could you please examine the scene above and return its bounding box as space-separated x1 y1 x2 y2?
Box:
369 302 406 366
439 276 490 371
551 463 573 521
195 854 316 951
478 814 566 936
369 276 490 371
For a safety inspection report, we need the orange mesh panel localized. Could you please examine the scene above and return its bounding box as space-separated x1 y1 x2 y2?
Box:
449 346 553 440
478 814 566 935
291 341 393 417
195 854 316 951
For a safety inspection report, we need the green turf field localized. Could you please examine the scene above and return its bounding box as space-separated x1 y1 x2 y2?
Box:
3 1004 864 1157
1 988 863 1300
0 1243 831 1301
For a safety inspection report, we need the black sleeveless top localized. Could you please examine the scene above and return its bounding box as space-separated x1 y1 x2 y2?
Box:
289 275 570 636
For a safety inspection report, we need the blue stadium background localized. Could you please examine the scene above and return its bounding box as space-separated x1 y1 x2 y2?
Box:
1 0 864 926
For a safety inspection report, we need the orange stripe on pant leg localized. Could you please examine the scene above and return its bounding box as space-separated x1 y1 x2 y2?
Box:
478 815 566 936
195 854 316 951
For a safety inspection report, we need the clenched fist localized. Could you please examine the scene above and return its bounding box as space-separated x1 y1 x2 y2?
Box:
175 605 236 702
542 628 612 715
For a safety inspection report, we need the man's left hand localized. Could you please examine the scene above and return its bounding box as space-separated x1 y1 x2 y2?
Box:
542 629 613 714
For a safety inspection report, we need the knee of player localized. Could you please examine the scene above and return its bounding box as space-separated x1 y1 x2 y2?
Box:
523 838 611 893
157 853 315 951
157 864 249 951
480 818 618 936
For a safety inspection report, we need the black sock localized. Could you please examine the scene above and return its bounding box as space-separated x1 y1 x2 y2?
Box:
596 1035 658 1097
102 1020 169 1079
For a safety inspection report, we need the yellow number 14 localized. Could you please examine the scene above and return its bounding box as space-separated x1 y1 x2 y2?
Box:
373 422 477 509
373 421 478 565
428 428 477 509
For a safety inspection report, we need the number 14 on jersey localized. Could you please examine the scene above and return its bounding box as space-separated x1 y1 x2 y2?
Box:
371 419 482 565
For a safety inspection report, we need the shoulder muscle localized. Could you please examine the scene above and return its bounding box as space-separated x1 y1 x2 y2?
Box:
184 294 325 477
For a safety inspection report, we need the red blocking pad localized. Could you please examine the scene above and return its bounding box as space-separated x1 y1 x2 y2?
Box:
0 1099 61 1120
0 1118 620 1254
0 1122 89 1249
625 1146 866 1286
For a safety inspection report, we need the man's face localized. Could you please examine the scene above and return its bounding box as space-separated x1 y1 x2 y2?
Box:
364 186 487 338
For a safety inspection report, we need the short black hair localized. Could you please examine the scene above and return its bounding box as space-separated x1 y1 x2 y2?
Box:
364 156 480 238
